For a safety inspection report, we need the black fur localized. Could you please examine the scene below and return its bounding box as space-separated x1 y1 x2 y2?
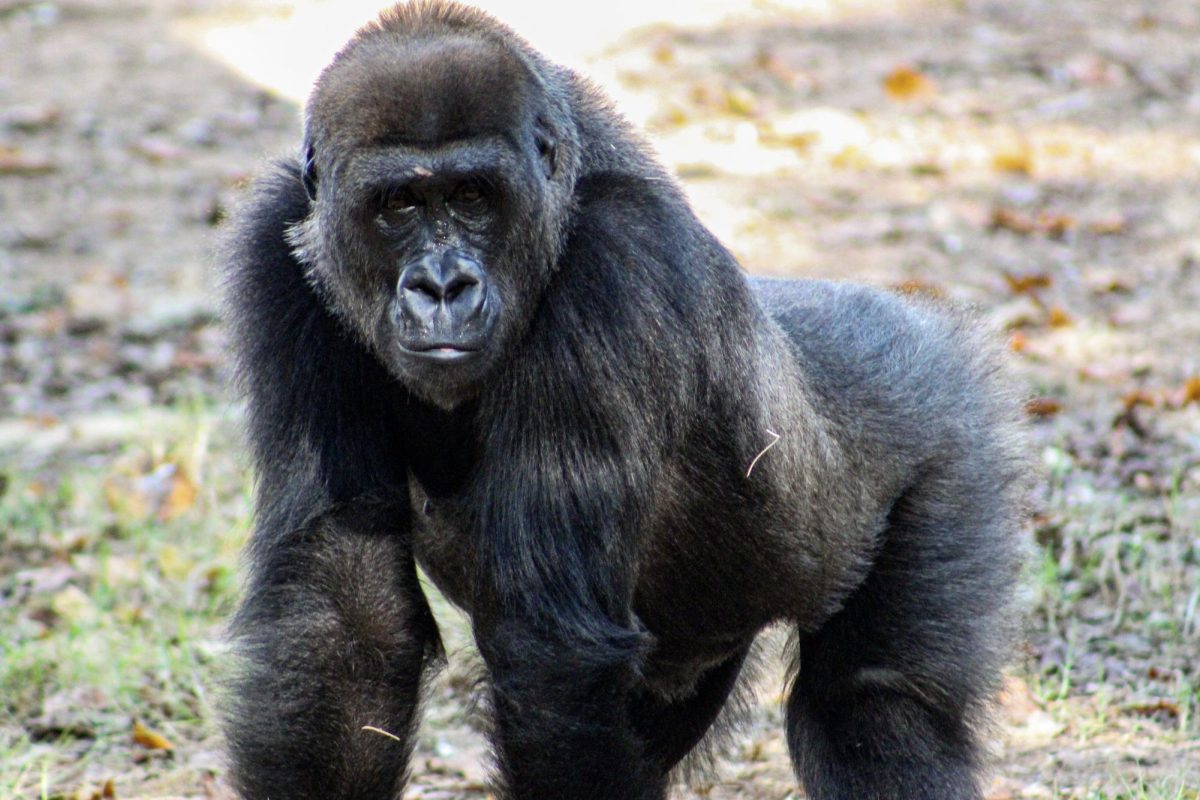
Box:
221 2 1027 798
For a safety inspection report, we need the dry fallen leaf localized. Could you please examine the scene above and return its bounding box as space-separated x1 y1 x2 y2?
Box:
992 208 1076 238
0 145 58 175
1122 389 1158 410
1002 271 1052 294
1124 699 1181 719
991 143 1034 175
132 720 174 751
883 65 936 102
892 279 945 298
157 469 198 521
70 778 117 800
991 208 1037 235
1089 214 1128 235
1039 213 1075 239
723 86 759 117
1047 306 1073 328
1181 377 1200 406
1025 397 1063 417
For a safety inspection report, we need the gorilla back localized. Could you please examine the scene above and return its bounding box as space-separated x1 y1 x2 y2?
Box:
221 3 1027 799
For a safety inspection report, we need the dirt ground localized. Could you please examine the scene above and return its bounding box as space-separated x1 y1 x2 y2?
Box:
1 0 1199 798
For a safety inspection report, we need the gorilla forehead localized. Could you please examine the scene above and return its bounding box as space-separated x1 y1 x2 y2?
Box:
310 34 537 150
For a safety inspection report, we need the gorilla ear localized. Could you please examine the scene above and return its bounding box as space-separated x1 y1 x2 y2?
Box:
534 119 557 179
300 143 318 202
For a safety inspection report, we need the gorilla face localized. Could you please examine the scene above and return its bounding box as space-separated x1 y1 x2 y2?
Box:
287 32 570 408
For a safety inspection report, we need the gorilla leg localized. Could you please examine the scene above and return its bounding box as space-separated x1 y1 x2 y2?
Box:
786 476 1017 800
226 502 441 800
631 646 751 774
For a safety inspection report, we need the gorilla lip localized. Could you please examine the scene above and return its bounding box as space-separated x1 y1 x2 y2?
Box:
402 343 483 363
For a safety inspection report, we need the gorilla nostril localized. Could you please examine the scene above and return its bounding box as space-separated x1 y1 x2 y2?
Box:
400 270 444 301
443 274 479 303
408 283 441 301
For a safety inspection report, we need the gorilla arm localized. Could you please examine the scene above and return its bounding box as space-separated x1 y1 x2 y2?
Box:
454 170 748 799
222 165 442 800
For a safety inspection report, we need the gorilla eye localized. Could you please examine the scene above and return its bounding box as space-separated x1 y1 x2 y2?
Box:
453 182 485 205
383 191 418 212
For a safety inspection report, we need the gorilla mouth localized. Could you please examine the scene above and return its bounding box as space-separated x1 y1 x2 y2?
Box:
401 342 485 363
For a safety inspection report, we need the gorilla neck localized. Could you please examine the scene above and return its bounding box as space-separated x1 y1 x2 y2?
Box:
402 397 480 498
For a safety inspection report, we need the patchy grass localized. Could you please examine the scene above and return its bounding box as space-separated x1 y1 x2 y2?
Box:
0 408 249 799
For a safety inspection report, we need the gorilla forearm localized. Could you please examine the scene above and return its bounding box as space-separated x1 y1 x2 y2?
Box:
477 615 665 800
227 502 440 800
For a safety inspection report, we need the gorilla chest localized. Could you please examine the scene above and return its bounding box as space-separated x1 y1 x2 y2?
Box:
407 466 807 638
408 476 476 610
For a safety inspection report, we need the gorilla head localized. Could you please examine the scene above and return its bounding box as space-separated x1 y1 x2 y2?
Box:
287 8 580 407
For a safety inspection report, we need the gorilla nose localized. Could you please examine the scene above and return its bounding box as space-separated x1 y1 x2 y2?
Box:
397 251 488 329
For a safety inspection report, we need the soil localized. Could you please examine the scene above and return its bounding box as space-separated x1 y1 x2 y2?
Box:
2 0 1198 797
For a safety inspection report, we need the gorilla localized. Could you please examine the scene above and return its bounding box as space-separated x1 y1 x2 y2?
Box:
221 2 1027 799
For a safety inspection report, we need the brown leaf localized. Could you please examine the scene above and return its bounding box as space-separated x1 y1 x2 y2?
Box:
1181 377 1200 406
0 146 57 176
132 720 173 751
1047 306 1073 328
991 208 1037 235
883 66 936 102
1002 271 1052 294
1037 211 1076 239
157 469 198 521
991 144 1033 175
892 279 945 298
723 86 759 117
1089 214 1128 235
1025 397 1063 417
1121 389 1157 410
991 208 1076 238
1124 699 1181 719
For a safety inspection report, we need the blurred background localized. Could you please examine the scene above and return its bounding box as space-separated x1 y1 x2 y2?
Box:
1 0 1198 797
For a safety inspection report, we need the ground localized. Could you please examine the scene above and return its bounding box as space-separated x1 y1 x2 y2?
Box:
1 0 1198 798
